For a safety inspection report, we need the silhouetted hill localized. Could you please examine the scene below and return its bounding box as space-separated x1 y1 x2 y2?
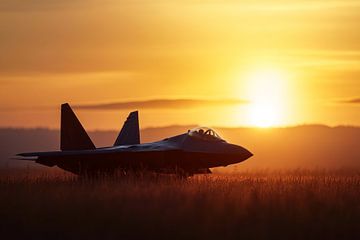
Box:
0 125 359 171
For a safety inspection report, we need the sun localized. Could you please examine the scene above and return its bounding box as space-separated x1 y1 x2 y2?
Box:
245 68 288 128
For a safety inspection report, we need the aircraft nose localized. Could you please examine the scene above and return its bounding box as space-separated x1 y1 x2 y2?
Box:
242 148 253 160
227 144 253 161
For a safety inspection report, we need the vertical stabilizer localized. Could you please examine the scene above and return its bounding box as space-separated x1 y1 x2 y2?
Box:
61 103 96 151
114 111 140 146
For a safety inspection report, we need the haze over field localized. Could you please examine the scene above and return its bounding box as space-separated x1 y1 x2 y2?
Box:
2 125 359 171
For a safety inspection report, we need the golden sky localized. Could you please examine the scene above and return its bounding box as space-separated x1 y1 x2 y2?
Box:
0 0 360 129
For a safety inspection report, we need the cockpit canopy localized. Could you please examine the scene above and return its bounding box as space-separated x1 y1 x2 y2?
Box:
188 127 224 142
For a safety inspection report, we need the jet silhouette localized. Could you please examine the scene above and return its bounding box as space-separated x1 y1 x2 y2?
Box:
17 103 252 177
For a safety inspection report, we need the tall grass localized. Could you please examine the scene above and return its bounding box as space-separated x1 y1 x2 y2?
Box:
0 170 359 240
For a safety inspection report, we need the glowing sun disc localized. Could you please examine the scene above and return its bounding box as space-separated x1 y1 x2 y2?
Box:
246 68 287 128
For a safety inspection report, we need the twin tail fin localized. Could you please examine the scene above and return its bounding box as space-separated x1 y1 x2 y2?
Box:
114 111 140 146
60 103 140 150
61 103 96 151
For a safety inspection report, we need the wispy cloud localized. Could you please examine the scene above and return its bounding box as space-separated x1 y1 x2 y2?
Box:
2 0 360 13
73 99 248 110
338 98 360 104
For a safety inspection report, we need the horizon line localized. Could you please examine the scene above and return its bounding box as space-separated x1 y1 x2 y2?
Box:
1 123 359 132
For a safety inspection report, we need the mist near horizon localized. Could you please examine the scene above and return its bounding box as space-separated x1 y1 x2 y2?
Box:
1 125 359 171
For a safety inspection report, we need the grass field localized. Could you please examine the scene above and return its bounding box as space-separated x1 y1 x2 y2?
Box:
0 169 359 240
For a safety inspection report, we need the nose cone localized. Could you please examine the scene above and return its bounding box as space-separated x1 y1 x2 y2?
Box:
243 148 253 160
226 144 253 163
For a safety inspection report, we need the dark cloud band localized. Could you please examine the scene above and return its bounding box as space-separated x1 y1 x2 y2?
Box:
73 99 248 110
339 98 360 104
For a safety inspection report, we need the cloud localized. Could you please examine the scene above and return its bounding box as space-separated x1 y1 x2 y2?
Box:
73 99 248 110
0 1 68 12
339 98 360 104
0 0 97 12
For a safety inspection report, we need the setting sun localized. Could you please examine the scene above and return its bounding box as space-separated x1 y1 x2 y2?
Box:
246 68 288 128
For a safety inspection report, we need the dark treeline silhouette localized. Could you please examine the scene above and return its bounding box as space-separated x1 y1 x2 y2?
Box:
1 125 359 170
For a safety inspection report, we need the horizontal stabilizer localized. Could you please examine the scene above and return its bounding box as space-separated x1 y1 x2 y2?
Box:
14 155 38 161
114 111 140 146
61 103 96 151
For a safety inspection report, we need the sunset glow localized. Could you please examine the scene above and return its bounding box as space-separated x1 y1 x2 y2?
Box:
0 0 359 129
246 69 287 127
1 2 360 239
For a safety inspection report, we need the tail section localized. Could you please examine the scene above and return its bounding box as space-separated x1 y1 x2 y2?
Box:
114 111 140 146
61 103 96 151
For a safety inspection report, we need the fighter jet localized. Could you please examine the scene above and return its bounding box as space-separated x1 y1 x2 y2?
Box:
17 103 252 177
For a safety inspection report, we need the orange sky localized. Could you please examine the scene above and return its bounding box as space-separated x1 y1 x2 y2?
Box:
0 0 360 129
